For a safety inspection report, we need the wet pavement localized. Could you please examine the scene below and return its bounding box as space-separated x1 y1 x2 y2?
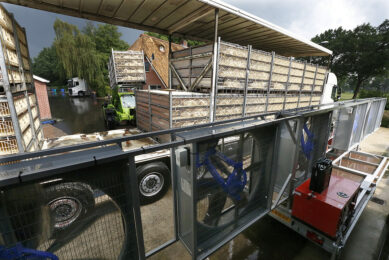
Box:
48 92 107 135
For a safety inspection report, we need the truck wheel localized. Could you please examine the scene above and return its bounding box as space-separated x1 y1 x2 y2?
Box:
78 91 85 97
105 117 115 130
137 162 170 205
45 182 95 232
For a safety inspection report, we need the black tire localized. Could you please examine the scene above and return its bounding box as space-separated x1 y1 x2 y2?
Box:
105 117 115 130
45 182 95 233
78 91 85 97
137 162 171 205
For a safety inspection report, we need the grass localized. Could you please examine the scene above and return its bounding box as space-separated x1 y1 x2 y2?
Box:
339 92 354 101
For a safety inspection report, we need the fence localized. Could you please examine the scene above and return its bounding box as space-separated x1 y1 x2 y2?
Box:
0 98 386 260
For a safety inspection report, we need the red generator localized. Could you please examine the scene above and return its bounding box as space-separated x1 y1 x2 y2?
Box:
292 175 360 238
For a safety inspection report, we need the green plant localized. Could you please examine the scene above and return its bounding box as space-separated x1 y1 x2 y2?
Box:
358 89 389 110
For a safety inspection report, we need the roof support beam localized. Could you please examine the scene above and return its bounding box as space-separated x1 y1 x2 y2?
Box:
209 8 219 123
168 5 214 34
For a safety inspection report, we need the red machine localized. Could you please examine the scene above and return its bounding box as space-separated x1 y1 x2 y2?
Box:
292 175 360 238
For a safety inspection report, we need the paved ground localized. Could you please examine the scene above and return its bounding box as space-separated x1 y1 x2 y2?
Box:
42 124 67 139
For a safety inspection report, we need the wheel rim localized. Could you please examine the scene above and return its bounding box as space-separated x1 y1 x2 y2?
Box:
139 172 164 197
49 196 83 228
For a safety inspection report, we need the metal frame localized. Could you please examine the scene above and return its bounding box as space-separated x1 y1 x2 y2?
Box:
0 97 386 260
270 148 389 260
242 45 252 116
209 8 219 122
265 51 275 113
11 16 38 151
2 0 332 57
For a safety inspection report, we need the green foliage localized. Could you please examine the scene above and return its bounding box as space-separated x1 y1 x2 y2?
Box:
32 46 64 85
145 32 204 47
359 89 389 110
33 19 129 97
308 20 389 98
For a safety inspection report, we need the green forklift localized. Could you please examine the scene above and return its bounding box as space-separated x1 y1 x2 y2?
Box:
103 86 136 129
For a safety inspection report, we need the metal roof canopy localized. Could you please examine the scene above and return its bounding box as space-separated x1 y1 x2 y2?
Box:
1 0 332 57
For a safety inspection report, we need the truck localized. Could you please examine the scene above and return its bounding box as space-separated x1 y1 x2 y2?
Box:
102 86 136 129
102 49 146 129
68 77 90 97
40 38 344 235
40 128 171 232
0 2 387 259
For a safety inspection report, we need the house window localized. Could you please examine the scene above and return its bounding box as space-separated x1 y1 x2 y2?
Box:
145 61 150 72
159 45 165 52
149 85 161 90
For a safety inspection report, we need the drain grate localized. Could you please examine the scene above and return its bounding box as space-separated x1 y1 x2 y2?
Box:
371 197 385 205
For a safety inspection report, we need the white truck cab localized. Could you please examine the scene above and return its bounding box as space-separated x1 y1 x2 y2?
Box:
321 72 340 104
68 77 90 97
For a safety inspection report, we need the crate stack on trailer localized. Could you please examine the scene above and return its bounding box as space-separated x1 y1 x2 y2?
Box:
0 5 43 155
108 49 146 89
135 40 328 134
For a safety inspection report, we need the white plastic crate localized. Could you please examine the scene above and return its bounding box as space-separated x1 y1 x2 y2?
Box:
5 49 19 67
22 126 32 147
0 95 29 116
0 6 12 30
0 136 18 155
28 93 36 105
0 118 13 137
16 25 26 44
22 57 29 70
8 70 22 84
31 106 38 119
1 27 15 49
0 101 10 116
0 112 31 137
38 128 44 141
18 111 30 132
33 117 40 131
13 95 28 115
20 42 28 57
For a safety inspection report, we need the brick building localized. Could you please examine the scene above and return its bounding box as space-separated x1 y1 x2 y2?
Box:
129 34 186 89
33 75 52 120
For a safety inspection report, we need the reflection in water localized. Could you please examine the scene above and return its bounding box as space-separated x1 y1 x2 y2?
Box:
48 93 106 134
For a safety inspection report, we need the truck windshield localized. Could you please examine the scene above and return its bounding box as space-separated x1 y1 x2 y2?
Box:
67 80 73 88
121 95 135 108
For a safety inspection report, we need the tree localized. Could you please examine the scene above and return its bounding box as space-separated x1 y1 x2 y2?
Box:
308 20 389 98
84 23 129 55
32 46 64 85
52 19 129 96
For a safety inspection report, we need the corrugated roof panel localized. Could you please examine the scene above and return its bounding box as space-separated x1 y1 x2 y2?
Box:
1 0 332 56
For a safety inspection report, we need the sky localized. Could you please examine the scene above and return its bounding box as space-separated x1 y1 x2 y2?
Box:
2 0 388 58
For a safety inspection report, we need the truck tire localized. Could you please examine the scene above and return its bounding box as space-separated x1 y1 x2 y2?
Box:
45 182 95 233
137 162 171 205
105 117 115 130
78 91 85 97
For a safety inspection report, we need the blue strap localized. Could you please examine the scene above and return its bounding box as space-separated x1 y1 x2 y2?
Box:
300 123 314 159
0 243 58 260
196 148 247 201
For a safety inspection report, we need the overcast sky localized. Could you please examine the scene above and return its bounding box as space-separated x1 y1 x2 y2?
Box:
3 0 388 58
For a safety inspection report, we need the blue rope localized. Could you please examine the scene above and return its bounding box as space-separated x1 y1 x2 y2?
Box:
0 243 58 260
300 123 314 159
196 147 247 201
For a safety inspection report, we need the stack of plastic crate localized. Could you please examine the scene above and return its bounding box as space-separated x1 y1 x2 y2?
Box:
0 4 43 156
